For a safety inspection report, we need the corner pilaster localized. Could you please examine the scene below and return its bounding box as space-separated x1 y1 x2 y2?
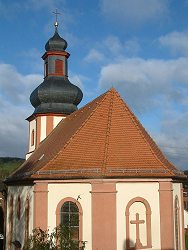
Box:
33 182 48 230
159 181 174 250
91 182 117 250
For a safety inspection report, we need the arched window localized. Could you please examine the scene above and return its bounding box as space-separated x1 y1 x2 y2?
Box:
125 197 152 249
61 202 79 241
17 196 21 220
56 198 83 249
31 129 35 146
8 196 14 249
25 197 30 242
55 59 63 74
175 196 181 250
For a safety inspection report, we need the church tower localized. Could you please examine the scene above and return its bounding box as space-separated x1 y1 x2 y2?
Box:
26 20 83 159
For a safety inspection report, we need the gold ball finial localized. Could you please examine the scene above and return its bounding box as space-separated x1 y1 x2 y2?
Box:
54 21 59 28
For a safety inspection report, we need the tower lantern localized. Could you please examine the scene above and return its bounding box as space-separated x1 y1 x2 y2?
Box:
26 18 83 159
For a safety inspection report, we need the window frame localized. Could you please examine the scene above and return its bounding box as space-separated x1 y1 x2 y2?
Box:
56 197 83 246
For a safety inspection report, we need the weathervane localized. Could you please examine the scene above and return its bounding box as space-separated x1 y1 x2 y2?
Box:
52 9 61 28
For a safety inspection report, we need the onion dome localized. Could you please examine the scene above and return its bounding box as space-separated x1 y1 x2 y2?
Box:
45 26 67 52
30 76 83 115
30 20 83 115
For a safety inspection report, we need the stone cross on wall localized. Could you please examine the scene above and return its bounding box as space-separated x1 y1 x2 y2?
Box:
130 213 145 248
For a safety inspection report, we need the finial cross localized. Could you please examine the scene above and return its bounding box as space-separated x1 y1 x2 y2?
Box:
130 213 145 248
53 9 61 22
53 9 61 27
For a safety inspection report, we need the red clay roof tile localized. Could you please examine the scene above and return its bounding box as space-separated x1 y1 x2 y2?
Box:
7 88 185 181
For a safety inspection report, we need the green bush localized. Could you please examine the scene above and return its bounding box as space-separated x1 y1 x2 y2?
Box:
23 226 86 250
186 232 188 250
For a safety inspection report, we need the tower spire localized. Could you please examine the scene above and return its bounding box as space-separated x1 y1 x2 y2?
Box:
26 15 83 159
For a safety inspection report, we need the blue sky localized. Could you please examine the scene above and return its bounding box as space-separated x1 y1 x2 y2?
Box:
0 0 188 170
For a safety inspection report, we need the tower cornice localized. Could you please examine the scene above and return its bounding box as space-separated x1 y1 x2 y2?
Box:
26 113 68 122
42 51 70 60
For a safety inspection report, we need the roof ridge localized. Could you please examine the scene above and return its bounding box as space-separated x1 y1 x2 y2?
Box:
114 91 175 175
41 90 112 172
102 89 114 172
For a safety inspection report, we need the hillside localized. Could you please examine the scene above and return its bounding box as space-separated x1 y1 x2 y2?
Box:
0 157 24 180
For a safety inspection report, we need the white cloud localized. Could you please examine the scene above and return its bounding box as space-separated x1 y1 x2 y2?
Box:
159 31 188 56
85 36 140 65
103 36 123 54
100 0 168 24
154 111 188 170
99 57 188 111
0 63 42 105
0 104 29 158
84 49 105 63
104 36 140 56
69 73 86 91
0 63 43 157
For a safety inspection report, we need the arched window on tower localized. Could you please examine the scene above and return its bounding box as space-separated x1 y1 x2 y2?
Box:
55 59 63 75
25 197 30 242
31 129 35 146
8 196 14 249
56 198 83 249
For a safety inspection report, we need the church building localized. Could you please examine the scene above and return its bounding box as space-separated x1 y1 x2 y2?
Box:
5 19 186 250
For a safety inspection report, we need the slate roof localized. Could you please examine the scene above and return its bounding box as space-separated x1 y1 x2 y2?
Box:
45 28 68 52
6 88 185 182
30 76 83 116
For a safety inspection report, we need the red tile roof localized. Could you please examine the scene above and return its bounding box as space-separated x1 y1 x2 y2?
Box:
7 88 185 181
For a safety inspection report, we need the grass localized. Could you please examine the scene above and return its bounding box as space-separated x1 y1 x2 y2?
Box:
0 157 24 180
